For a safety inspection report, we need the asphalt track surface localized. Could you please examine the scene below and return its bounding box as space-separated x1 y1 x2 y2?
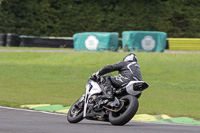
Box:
0 106 199 133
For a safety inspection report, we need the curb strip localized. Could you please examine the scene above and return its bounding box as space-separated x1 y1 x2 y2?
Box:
20 104 200 125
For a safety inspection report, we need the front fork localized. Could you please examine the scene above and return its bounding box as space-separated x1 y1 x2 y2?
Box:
81 94 87 118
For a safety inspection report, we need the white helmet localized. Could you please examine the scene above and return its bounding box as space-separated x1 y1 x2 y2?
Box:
123 53 138 62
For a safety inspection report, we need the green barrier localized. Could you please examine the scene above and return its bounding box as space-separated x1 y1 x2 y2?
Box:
73 32 119 51
122 31 167 52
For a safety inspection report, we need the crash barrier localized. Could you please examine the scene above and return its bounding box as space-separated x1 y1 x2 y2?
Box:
0 33 21 47
0 33 73 48
122 31 167 52
168 38 200 51
6 33 21 47
73 32 119 51
20 36 73 48
3 33 199 51
165 39 169 49
0 33 6 46
0 33 19 47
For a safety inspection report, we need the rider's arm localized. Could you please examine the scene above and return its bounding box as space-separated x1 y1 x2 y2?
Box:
98 61 125 76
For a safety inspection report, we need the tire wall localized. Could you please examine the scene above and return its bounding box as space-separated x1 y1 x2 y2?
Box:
20 36 74 48
6 33 21 47
0 33 74 48
0 33 7 46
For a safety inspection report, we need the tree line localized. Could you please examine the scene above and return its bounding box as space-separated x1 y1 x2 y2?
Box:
0 0 200 38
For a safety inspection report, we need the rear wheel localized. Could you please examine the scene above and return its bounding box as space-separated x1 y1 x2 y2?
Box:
108 95 139 126
67 98 84 123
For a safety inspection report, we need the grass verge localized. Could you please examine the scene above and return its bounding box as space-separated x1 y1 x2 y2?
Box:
0 50 199 120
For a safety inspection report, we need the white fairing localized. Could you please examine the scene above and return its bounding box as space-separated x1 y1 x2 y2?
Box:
126 81 145 95
83 80 102 117
86 81 102 95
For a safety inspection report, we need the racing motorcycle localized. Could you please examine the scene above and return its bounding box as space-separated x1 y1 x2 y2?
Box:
67 75 149 125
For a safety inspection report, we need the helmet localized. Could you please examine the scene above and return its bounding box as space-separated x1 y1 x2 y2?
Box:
123 53 138 62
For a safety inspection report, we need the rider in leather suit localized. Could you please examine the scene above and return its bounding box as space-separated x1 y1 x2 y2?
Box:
92 53 142 100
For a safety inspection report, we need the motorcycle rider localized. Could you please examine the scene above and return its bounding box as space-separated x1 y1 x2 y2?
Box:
92 53 142 100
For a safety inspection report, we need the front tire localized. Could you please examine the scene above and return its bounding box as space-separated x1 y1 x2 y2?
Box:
108 95 139 126
67 98 84 123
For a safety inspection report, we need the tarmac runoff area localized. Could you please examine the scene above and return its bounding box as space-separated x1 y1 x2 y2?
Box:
20 104 200 126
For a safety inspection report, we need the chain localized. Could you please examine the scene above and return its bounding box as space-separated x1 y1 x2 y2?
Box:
102 101 124 112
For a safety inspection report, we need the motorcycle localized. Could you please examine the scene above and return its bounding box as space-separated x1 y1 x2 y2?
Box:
67 75 149 126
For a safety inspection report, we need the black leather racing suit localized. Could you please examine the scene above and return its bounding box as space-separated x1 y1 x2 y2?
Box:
98 60 142 89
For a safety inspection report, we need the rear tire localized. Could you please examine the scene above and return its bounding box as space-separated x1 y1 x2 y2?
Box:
67 98 84 123
108 95 139 126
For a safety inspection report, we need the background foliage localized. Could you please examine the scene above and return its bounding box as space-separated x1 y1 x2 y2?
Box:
0 0 200 37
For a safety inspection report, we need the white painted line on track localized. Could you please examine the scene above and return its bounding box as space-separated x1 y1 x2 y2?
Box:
0 106 67 116
0 106 199 127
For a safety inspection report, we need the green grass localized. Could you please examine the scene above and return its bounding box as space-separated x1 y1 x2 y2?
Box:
0 50 199 120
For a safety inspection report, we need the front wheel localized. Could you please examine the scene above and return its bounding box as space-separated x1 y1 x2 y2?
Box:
108 95 139 126
67 98 84 123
